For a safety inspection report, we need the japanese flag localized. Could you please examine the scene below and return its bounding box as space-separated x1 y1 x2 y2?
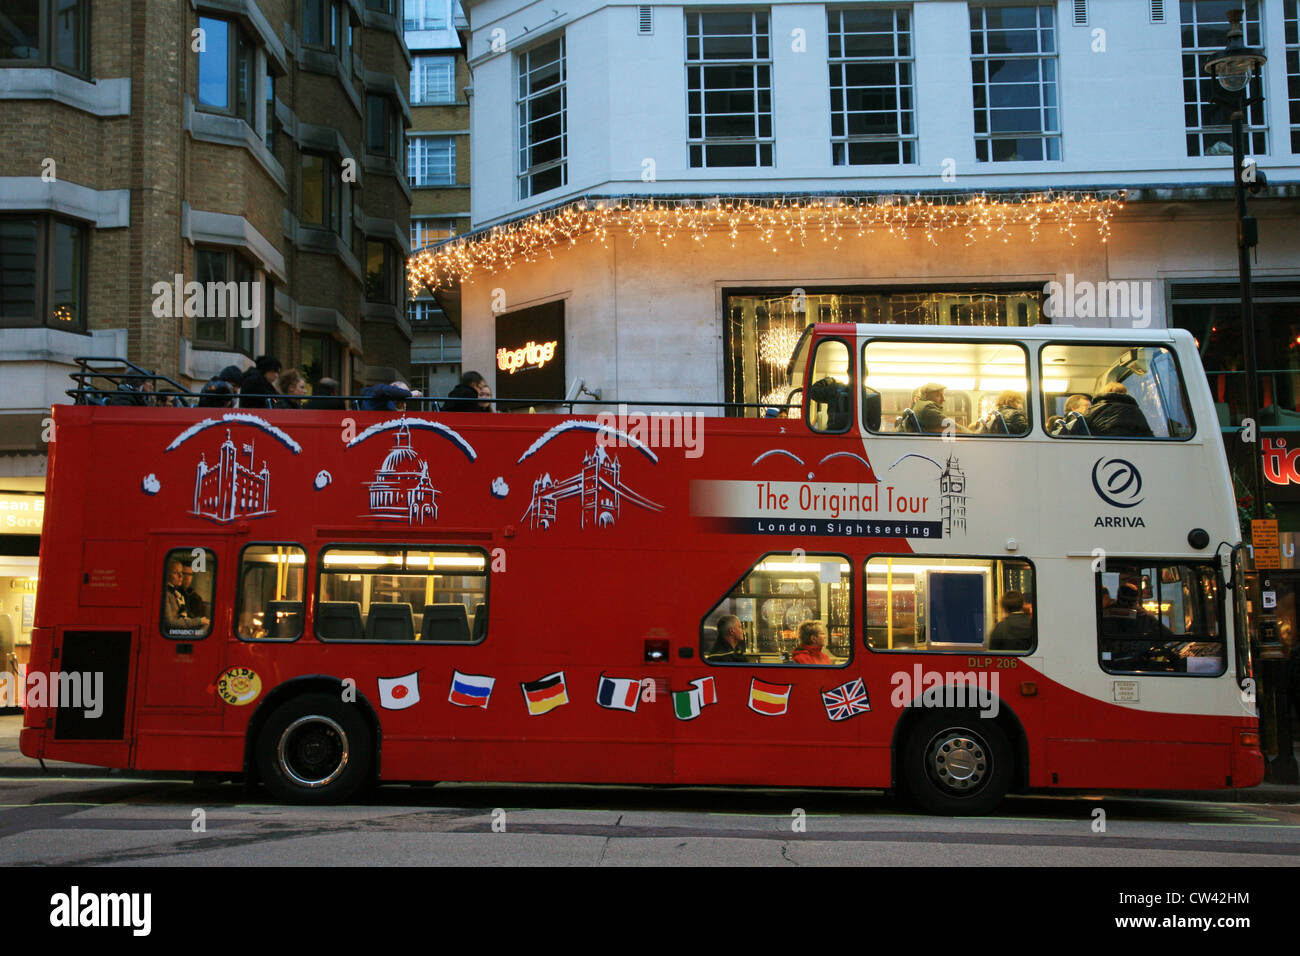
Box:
378 671 420 710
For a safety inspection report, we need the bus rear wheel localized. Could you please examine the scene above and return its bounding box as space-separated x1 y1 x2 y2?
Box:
255 694 372 804
900 711 1012 816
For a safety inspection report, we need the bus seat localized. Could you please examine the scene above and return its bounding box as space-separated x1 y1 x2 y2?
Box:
863 387 882 432
265 600 303 639
472 603 487 641
317 601 363 641
366 603 414 641
421 603 471 642
897 408 922 433
1062 410 1090 436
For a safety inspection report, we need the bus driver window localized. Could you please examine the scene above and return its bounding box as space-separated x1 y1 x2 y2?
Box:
160 549 215 639
806 340 852 433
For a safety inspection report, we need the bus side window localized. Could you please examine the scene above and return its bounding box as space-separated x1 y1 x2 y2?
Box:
1097 562 1225 675
1042 345 1194 439
806 340 852 433
237 544 306 640
701 553 851 665
865 555 1035 654
160 548 215 640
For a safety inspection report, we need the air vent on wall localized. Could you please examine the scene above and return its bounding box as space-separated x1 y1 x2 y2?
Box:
638 5 653 35
1072 0 1087 26
1150 0 1165 23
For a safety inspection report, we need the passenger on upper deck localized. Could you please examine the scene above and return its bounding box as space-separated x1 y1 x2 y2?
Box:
978 391 1029 435
910 384 970 434
1082 382 1153 438
707 615 750 663
1049 393 1093 435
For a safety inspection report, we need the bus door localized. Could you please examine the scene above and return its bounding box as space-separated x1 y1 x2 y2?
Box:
139 538 230 713
677 551 860 786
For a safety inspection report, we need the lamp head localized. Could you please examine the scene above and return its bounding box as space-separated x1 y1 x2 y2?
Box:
1205 9 1266 94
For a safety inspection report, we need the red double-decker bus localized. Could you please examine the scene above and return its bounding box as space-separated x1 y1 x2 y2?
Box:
21 324 1263 813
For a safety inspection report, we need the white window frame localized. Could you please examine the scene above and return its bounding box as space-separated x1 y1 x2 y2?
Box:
408 135 456 186
517 36 568 199
970 4 1061 163
1181 0 1268 157
685 11 774 168
412 55 456 104
411 217 457 251
404 0 449 31
828 7 916 167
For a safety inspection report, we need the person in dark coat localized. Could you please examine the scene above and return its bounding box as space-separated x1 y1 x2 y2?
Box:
980 390 1029 435
444 371 490 412
989 591 1033 651
1083 382 1153 437
239 355 282 409
706 615 750 663
303 377 348 410
359 382 412 411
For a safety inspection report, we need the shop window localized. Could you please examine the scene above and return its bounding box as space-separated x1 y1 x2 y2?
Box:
1041 344 1193 439
806 339 852 433
160 549 216 640
865 555 1035 653
863 339 1030 435
1097 561 1225 676
700 553 851 665
237 544 306 640
318 546 488 643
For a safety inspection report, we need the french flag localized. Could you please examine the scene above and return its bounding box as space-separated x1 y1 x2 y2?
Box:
448 670 495 708
596 675 642 712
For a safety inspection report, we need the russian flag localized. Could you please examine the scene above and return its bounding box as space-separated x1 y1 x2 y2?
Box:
596 675 641 712
448 670 495 708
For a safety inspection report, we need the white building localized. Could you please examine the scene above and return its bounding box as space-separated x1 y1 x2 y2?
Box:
413 0 1299 413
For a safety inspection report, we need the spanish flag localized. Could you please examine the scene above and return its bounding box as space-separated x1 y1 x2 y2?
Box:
521 671 569 715
748 677 791 716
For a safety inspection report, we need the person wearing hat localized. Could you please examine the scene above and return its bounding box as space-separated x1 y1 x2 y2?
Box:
910 382 968 434
239 355 283 409
197 364 245 408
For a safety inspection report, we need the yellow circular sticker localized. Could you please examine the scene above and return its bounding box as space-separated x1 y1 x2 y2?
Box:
217 667 262 706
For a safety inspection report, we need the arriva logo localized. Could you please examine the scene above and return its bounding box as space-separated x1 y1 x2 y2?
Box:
1091 457 1143 508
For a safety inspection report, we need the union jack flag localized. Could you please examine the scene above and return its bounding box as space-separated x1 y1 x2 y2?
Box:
821 677 870 721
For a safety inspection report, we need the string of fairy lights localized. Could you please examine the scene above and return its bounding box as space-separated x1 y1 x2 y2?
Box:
407 191 1126 293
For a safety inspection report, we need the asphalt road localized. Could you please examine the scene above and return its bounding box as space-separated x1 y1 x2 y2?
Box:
0 777 1297 866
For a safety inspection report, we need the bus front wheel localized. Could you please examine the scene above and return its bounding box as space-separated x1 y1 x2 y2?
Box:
900 711 1012 816
255 694 372 804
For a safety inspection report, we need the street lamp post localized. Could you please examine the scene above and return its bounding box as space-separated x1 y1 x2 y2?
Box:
1205 8 1298 784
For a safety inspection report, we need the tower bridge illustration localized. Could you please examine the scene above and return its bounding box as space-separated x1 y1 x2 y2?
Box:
193 430 272 522
365 422 439 525
523 444 663 530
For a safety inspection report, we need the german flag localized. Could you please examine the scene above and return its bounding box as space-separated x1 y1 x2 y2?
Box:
521 671 569 715
748 677 791 716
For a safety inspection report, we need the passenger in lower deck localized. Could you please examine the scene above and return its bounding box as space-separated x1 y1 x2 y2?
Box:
707 615 750 663
988 591 1032 652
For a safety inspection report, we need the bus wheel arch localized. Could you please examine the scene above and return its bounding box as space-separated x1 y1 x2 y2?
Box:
890 700 1028 815
244 676 382 801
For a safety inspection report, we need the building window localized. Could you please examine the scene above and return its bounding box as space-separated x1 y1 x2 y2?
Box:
686 11 773 167
1182 0 1267 156
701 552 852 665
408 136 456 186
518 37 567 199
303 0 345 53
193 247 256 355
365 239 403 304
404 0 448 31
301 151 343 234
265 64 277 152
411 218 457 251
0 0 89 75
970 4 1060 162
412 55 455 104
828 8 916 166
1284 0 1298 152
366 0 394 12
0 215 86 331
300 331 344 385
366 94 403 159
197 16 256 128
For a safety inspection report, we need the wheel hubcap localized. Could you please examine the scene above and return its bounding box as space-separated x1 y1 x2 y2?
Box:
925 728 989 795
278 715 349 788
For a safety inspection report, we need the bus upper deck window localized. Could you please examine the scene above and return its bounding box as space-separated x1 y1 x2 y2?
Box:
806 339 852 433
160 549 215 640
1042 345 1194 440
862 340 1029 436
